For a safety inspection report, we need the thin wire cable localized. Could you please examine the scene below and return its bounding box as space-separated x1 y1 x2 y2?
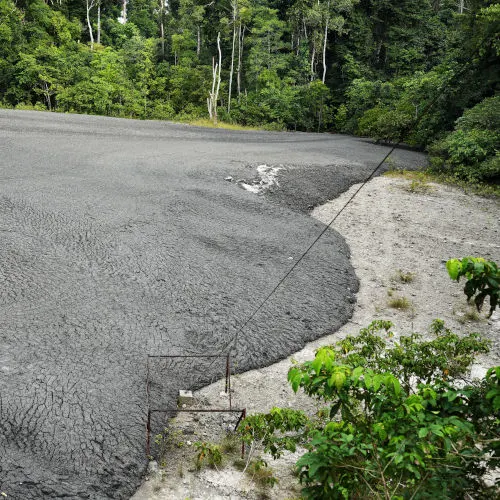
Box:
172 56 478 390
225 57 477 354
225 144 397 353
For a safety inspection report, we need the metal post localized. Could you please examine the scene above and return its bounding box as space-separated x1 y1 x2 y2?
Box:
146 409 151 457
227 354 232 409
240 408 246 458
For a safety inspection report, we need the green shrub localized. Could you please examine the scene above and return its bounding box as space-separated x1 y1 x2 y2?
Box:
456 95 500 131
429 97 500 182
148 100 176 120
447 257 499 316
194 441 223 469
358 105 412 142
239 319 498 499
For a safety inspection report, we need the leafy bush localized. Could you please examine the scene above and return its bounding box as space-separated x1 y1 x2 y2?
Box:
148 100 176 120
355 69 457 145
429 96 500 182
194 441 223 470
229 78 331 132
341 78 397 134
447 257 499 316
239 319 499 499
358 105 412 142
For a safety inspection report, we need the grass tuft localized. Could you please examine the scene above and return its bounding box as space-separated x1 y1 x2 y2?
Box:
384 168 500 198
395 270 416 283
388 296 411 310
456 306 481 324
246 459 279 488
186 118 262 131
220 432 240 454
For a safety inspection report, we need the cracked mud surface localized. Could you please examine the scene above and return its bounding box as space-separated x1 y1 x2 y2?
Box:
0 111 426 499
133 176 499 500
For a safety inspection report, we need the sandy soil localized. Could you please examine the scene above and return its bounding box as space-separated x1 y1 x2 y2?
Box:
131 175 500 500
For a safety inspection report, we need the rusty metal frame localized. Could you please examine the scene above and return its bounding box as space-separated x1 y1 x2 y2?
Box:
145 353 246 458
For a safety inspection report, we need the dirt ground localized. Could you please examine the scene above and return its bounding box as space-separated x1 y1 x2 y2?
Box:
131 174 500 500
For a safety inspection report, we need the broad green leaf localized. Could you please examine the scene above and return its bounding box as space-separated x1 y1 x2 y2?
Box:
351 366 364 381
446 259 461 280
474 261 485 274
329 371 346 390
373 374 382 391
311 357 322 375
364 372 373 389
418 428 429 438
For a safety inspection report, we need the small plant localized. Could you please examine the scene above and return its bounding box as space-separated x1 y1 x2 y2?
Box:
153 422 185 466
154 430 170 468
220 432 240 454
406 178 433 194
388 295 411 309
232 458 246 471
395 269 416 283
456 305 481 323
194 441 223 470
246 459 279 488
447 257 499 316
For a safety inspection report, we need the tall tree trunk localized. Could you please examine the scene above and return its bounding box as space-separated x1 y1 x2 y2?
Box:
216 32 221 121
43 82 52 111
158 0 165 58
208 33 222 124
97 2 101 45
228 3 237 113
322 7 329 84
121 0 127 23
237 25 245 98
197 26 201 56
160 20 165 58
86 0 95 50
310 46 315 81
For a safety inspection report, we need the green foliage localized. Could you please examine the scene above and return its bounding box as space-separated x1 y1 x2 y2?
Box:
193 441 223 469
430 96 500 183
245 458 279 488
239 319 498 499
239 407 309 459
0 0 497 174
153 424 185 467
447 257 499 316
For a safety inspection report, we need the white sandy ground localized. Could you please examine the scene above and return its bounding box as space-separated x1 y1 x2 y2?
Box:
131 175 500 500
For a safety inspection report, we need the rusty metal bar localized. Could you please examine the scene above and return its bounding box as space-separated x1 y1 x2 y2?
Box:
146 409 151 457
147 354 225 358
146 357 150 406
239 409 247 458
150 408 244 414
225 354 229 393
226 354 233 410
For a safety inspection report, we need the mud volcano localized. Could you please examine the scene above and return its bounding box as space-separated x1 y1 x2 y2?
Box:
0 111 426 498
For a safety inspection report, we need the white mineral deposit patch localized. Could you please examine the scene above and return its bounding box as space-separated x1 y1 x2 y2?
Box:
240 164 285 194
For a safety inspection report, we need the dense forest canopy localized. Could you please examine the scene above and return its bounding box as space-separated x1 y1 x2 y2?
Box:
0 0 498 180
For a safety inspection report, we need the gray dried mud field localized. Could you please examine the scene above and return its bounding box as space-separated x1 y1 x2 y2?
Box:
0 110 426 499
